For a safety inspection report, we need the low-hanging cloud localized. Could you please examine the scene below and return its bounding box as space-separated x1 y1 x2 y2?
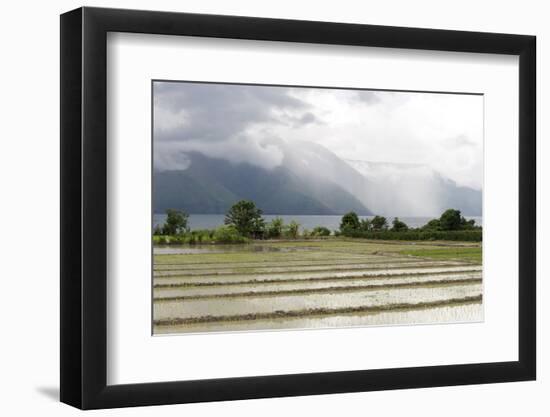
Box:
153 135 284 171
153 82 317 170
153 81 483 191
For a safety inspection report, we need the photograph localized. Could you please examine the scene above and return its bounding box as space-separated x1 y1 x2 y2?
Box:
151 81 484 335
53 4 538 411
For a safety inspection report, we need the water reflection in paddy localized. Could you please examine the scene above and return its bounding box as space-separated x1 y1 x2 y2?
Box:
154 244 316 255
154 302 483 335
154 284 482 320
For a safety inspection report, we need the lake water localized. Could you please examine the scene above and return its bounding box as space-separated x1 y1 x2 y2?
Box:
153 214 482 232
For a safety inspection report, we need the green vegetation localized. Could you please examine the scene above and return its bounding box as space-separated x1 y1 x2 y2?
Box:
153 202 481 246
153 226 248 245
266 217 284 239
153 209 189 236
283 220 300 239
154 239 481 266
224 200 265 238
371 215 389 231
391 217 408 232
342 229 482 242
311 226 331 237
421 209 478 231
339 209 481 241
339 214 389 233
340 212 361 232
399 247 482 263
155 202 318 245
213 225 249 243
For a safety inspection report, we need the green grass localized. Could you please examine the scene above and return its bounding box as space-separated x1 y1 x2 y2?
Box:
399 247 482 263
154 238 482 265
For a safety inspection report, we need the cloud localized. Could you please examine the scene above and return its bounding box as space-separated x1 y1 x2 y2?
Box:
153 81 483 190
153 82 319 170
445 134 477 148
154 82 310 141
354 90 382 105
153 135 284 171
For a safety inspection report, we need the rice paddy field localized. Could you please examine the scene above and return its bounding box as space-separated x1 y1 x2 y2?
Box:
152 239 483 334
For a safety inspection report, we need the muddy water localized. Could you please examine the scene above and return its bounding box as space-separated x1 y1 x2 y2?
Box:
154 244 317 255
153 260 467 277
153 271 482 298
153 283 482 320
152 239 482 335
153 265 483 286
154 302 483 334
153 255 405 270
154 252 372 264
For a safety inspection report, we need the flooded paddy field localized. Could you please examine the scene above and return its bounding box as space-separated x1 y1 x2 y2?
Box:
153 239 483 334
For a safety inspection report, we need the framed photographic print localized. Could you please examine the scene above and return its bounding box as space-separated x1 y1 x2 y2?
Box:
60 7 536 409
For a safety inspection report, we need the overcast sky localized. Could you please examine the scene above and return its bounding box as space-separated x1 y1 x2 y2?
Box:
154 81 483 190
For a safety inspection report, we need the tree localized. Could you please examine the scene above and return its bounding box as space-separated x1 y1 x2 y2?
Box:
312 226 331 237
266 217 284 239
213 225 248 243
461 218 477 230
224 200 264 237
162 209 189 235
340 212 360 232
371 215 388 231
391 217 408 232
250 217 266 239
284 220 300 239
153 224 163 236
439 209 463 231
421 218 441 231
359 218 371 232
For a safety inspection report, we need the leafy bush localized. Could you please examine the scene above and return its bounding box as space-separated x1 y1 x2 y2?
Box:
312 226 331 237
340 212 360 232
421 219 441 231
422 209 480 231
371 215 388 231
391 217 408 232
341 229 481 242
162 209 189 235
359 219 371 232
266 217 284 239
153 227 246 245
283 221 300 239
193 229 214 244
170 235 186 245
213 226 249 244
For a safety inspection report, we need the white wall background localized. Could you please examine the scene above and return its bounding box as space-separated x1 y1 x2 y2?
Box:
0 0 545 415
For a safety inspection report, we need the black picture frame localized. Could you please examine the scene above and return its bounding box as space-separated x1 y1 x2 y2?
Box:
60 6 536 410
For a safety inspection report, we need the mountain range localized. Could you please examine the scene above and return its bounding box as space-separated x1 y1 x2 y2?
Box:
153 139 482 216
345 160 482 216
